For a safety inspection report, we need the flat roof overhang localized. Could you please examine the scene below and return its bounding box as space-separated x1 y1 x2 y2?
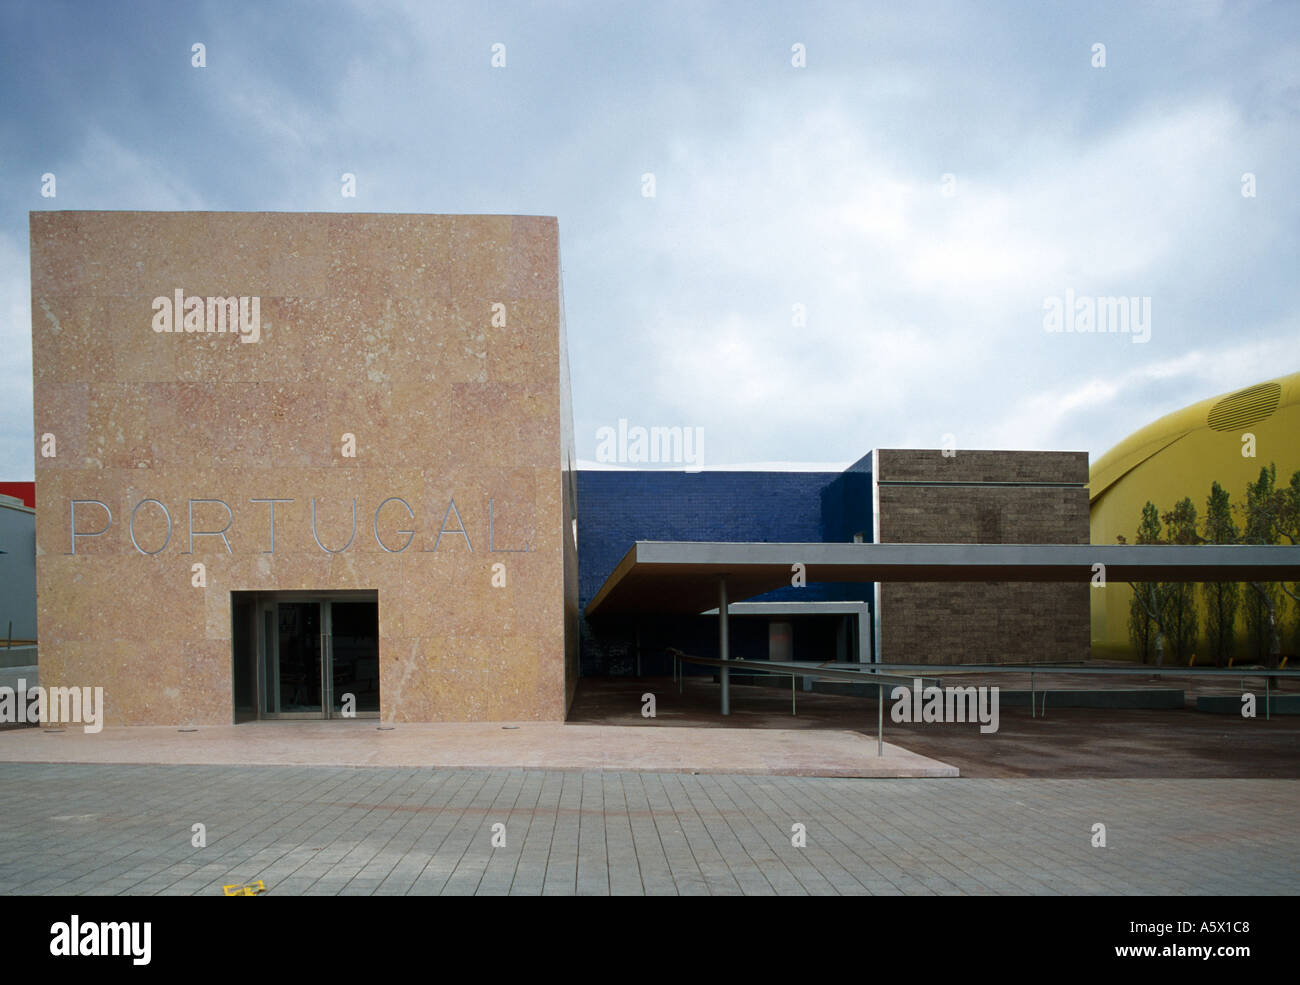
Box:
584 541 1300 617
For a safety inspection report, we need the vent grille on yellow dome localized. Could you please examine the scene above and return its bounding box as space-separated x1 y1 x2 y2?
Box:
1206 382 1282 431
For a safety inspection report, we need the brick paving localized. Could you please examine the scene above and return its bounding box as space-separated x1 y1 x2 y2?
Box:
0 764 1293 895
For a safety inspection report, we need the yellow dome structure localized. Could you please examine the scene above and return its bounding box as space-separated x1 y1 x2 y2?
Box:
1089 370 1300 659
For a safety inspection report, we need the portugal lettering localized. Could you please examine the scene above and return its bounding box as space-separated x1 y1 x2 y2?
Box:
67 496 533 556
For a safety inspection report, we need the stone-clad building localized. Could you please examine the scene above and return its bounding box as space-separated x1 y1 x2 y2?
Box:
31 211 578 725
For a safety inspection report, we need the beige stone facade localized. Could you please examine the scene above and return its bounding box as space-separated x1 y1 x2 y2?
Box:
31 211 577 725
874 449 1089 664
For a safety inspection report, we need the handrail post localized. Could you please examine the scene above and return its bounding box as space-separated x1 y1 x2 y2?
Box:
877 681 883 756
719 576 730 716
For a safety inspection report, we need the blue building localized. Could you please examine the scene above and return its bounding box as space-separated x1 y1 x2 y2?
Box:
577 455 875 677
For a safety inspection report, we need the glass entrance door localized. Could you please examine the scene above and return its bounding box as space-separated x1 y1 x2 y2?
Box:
255 594 379 719
328 601 380 716
262 600 323 717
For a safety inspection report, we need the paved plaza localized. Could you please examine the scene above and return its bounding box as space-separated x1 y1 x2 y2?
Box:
0 764 1293 895
0 719 954 777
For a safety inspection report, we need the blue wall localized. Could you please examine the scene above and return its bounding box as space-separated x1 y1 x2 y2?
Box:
820 450 874 543
577 469 874 676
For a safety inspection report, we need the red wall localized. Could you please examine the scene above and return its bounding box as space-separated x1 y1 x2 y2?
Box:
0 482 34 508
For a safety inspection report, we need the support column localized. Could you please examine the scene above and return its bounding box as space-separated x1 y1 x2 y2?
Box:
719 575 730 716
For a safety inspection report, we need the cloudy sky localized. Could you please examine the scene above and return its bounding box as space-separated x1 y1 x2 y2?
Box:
1 0 1296 477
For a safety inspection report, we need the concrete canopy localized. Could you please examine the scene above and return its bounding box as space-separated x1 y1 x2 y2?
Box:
583 541 1300 617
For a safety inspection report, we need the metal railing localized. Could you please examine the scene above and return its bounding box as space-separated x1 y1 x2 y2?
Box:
668 648 934 756
665 649 1300 754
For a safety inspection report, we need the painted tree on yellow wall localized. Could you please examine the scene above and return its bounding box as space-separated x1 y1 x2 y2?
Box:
1161 497 1199 664
1202 481 1239 667
1121 464 1299 667
1126 502 1170 668
1239 464 1300 668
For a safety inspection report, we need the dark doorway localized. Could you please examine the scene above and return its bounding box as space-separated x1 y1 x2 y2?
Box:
231 590 380 720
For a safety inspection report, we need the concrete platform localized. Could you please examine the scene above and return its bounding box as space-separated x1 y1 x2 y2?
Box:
0 721 959 778
735 674 1185 709
0 664 36 690
996 688 1185 709
0 646 36 670
1196 693 1300 715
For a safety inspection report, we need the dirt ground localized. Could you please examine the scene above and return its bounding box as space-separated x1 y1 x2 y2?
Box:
567 675 1300 779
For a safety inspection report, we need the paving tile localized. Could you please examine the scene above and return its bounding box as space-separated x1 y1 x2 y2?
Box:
0 764 1296 896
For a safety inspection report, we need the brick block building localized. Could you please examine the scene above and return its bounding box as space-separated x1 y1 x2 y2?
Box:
873 449 1090 664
